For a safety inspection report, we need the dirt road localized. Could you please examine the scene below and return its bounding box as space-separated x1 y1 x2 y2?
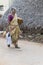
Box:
0 38 43 65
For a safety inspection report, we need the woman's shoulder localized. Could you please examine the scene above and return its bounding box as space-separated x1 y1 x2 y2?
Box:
15 14 17 17
8 14 12 17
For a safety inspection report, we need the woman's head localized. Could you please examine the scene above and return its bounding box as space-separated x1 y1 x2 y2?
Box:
11 8 16 15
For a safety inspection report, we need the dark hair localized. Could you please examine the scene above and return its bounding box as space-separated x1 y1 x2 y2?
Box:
11 7 16 12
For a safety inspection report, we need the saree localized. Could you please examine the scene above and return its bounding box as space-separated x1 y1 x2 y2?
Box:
9 14 21 43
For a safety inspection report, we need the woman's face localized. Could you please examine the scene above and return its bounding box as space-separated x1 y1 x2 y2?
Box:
11 9 16 15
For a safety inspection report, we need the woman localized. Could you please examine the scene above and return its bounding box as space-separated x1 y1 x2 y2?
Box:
8 8 21 48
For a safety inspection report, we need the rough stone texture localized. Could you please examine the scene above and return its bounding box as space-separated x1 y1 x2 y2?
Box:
5 0 43 27
0 0 43 31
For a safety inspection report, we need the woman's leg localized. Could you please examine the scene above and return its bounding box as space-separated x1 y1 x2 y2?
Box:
13 40 20 48
11 27 20 48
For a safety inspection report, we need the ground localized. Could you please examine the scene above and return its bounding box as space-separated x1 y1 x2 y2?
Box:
0 38 43 65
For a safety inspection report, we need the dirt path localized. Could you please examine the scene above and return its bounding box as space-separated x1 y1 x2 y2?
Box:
0 38 43 65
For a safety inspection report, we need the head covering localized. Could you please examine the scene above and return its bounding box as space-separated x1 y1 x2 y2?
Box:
11 7 16 11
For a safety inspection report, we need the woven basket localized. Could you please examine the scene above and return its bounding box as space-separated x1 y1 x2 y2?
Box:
17 17 23 25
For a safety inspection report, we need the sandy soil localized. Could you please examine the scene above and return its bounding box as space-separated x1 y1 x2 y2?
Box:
0 38 43 65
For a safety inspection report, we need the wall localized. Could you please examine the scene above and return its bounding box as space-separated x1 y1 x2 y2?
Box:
1 0 43 30
0 0 9 15
11 0 43 28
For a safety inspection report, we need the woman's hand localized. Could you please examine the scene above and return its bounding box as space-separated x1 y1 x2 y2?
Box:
19 31 23 35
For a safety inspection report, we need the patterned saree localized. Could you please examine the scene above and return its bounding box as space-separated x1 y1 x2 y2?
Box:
8 14 21 43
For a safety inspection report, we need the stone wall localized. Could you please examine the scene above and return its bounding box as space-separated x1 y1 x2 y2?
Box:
11 0 43 28
3 0 43 27
0 0 43 32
